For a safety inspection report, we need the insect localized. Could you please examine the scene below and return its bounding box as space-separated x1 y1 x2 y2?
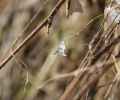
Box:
66 0 83 19
51 41 66 56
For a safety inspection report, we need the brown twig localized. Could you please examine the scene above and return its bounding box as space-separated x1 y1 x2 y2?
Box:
74 61 114 100
59 33 120 100
64 14 104 42
0 0 66 69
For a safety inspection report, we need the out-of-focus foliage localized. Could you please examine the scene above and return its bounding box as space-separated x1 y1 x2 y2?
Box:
0 0 115 100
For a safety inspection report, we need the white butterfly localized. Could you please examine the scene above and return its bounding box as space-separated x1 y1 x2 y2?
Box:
51 41 66 56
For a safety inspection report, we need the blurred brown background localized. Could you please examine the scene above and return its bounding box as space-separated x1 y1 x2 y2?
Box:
0 0 111 100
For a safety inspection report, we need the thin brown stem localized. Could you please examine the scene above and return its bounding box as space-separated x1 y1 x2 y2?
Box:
64 14 104 42
74 62 114 100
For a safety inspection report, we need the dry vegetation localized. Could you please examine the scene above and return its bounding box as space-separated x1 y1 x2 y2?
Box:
1 0 120 100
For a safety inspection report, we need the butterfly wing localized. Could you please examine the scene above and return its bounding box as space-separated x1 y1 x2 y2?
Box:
66 0 83 18
51 41 66 56
71 0 83 13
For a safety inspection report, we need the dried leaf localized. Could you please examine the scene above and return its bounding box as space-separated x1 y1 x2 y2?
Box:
66 0 83 19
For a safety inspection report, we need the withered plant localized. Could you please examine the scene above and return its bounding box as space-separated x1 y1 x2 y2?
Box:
0 0 120 100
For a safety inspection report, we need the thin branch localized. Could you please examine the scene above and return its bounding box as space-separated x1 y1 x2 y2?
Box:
74 62 114 100
104 73 118 99
96 81 115 90
64 14 104 42
38 67 97 89
0 0 66 69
